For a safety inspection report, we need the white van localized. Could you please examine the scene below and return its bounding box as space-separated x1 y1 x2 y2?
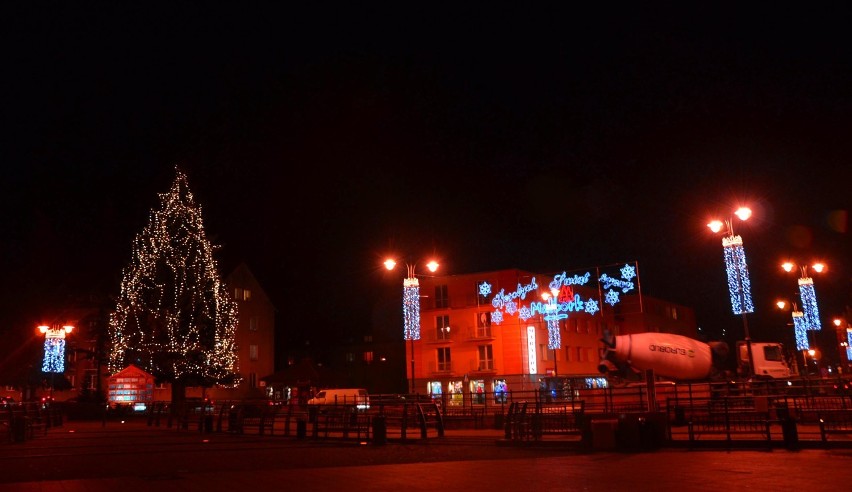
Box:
307 388 370 410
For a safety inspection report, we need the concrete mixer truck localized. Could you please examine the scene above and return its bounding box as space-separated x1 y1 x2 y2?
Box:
598 330 792 381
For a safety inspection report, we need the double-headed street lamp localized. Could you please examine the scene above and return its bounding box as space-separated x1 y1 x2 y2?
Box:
708 206 755 378
384 257 439 394
38 324 74 398
776 299 810 376
541 288 564 377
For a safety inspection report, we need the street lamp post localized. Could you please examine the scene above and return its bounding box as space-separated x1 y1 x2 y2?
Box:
833 317 850 373
782 261 826 376
38 324 74 399
776 299 810 376
708 207 755 378
541 288 563 377
384 257 439 395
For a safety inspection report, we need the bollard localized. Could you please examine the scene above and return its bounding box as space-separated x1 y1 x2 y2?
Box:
372 415 387 445
296 419 307 439
12 418 27 442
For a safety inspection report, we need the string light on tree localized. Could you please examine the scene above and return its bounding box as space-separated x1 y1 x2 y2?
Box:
107 168 239 400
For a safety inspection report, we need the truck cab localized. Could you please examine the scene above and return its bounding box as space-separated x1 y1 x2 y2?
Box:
737 342 793 379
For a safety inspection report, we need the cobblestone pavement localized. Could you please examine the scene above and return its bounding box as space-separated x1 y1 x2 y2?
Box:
2 419 852 491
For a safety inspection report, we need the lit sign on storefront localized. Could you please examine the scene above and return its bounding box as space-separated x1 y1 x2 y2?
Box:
527 325 537 375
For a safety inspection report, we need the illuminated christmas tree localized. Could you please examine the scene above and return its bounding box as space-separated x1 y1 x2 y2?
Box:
107 168 238 403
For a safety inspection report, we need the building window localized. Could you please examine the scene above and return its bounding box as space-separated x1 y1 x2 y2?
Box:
437 347 451 371
249 344 259 361
436 315 450 340
476 312 491 337
478 345 493 370
85 371 97 390
363 351 374 363
435 284 449 308
235 288 252 301
249 372 257 389
540 344 549 361
249 316 259 331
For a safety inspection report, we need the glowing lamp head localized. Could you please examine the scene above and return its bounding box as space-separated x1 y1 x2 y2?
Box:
38 325 49 334
835 319 843 327
781 262 794 273
734 207 752 221
383 259 396 271
426 260 439 272
64 325 74 334
776 300 787 310
707 220 724 233
812 263 825 273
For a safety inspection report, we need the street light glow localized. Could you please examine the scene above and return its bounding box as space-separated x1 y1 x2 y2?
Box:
734 207 752 221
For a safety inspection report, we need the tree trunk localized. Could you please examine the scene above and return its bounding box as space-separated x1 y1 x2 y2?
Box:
171 379 186 419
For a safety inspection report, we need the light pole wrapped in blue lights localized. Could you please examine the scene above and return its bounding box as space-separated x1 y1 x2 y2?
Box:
782 261 826 373
385 257 439 394
782 261 824 332
708 207 755 377
40 324 73 373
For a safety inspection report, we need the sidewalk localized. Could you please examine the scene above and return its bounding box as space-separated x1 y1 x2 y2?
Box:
2 419 852 491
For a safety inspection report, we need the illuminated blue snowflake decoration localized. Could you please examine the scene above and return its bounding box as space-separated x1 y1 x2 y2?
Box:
721 235 754 315
505 301 518 316
584 299 600 315
798 278 821 331
547 319 561 349
403 277 421 340
792 311 809 351
605 289 620 306
491 310 504 324
620 263 636 281
42 338 66 373
478 282 492 297
518 305 533 321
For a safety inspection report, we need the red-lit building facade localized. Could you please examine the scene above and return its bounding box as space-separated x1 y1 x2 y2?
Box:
410 267 698 401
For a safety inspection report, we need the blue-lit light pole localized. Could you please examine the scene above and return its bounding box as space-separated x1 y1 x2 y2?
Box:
384 257 439 394
782 261 825 374
708 207 755 378
776 299 810 376
39 324 74 399
541 288 565 377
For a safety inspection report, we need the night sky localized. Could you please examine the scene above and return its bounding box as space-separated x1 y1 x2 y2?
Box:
2 5 850 364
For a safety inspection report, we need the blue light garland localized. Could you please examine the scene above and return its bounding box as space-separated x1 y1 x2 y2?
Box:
721 235 754 315
792 311 809 351
797 278 821 331
42 338 65 373
403 277 420 340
